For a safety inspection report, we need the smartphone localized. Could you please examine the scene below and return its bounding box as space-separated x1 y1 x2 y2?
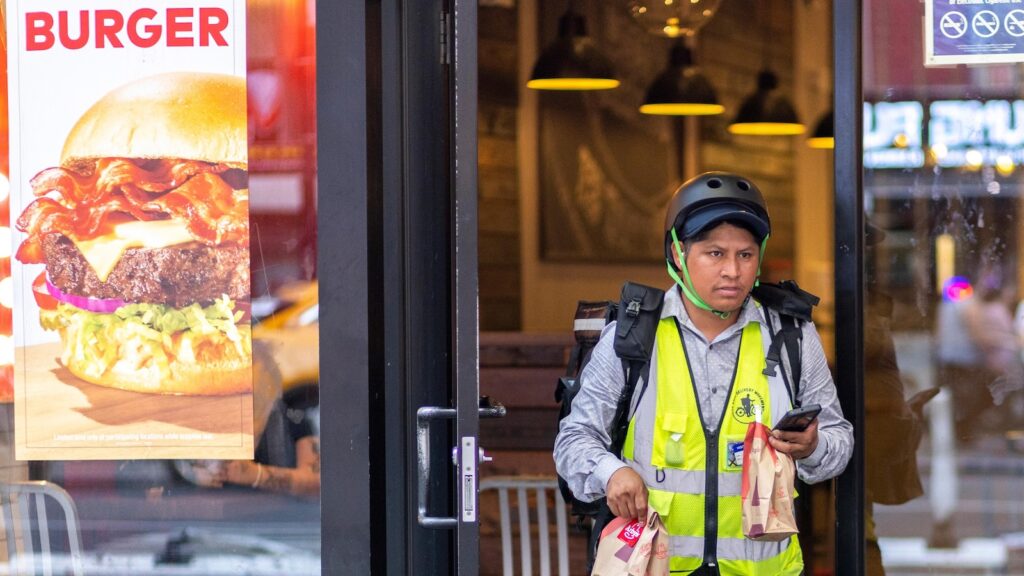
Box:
774 404 822 432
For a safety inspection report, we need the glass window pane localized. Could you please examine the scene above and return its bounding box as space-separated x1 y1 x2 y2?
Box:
864 1 1024 572
0 1 321 572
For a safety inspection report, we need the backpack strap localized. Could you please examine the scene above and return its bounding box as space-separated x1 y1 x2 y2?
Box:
609 282 664 455
780 314 804 403
753 280 819 408
609 359 646 457
763 309 805 407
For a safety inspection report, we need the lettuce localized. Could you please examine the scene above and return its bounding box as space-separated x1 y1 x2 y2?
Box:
40 296 250 380
42 295 244 339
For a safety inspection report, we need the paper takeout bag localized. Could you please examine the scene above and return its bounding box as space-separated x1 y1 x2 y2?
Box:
741 421 799 541
591 510 669 576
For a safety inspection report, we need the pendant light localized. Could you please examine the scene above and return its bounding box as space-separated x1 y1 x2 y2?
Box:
806 110 834 149
640 41 723 116
727 2 804 136
728 70 805 135
527 3 619 91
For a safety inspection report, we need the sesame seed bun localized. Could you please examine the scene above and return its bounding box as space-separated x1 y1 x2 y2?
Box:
61 72 248 171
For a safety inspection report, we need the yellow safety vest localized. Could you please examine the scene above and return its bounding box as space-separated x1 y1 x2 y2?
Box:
622 316 803 575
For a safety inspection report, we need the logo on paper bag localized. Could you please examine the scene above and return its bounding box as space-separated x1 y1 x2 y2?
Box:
731 388 766 424
617 519 645 547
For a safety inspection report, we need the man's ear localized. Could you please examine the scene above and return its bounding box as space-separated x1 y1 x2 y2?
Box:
672 240 685 269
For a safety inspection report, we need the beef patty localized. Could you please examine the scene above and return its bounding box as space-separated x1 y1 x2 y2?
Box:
43 233 249 308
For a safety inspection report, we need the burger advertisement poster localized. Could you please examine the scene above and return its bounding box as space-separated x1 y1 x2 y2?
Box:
6 1 253 460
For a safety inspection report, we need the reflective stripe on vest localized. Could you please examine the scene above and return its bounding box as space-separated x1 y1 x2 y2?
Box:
622 315 803 575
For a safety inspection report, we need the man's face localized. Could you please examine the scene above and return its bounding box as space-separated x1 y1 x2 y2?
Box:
673 222 759 313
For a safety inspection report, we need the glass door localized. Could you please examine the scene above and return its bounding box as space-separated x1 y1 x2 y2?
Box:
841 0 1024 573
415 0 500 574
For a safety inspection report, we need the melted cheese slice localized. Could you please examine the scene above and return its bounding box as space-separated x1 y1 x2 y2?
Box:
72 220 196 282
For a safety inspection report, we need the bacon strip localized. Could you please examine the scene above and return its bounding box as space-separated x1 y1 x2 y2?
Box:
16 159 248 264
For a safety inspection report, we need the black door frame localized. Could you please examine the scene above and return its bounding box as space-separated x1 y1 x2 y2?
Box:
833 0 865 574
322 0 868 573
321 1 475 574
317 1 374 573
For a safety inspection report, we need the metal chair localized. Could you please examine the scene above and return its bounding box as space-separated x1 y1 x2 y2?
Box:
0 481 83 576
480 476 571 576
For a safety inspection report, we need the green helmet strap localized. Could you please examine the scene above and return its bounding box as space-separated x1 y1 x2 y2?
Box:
757 234 769 285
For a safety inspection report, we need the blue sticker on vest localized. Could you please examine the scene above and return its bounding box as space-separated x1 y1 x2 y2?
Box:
726 439 744 470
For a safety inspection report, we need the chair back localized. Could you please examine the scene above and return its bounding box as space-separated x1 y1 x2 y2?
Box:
0 481 83 576
480 476 570 576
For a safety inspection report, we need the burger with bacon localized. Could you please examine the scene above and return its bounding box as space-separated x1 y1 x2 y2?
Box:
15 72 251 395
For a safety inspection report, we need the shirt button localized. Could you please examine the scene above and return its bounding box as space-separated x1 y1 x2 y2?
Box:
712 387 719 394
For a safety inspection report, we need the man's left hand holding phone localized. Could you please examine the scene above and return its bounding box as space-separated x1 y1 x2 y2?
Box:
769 404 821 460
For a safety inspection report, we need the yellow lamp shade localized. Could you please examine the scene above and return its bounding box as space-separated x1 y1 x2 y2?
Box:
528 11 618 91
728 70 804 136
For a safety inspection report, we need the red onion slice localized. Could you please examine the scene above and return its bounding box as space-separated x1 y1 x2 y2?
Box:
45 277 126 314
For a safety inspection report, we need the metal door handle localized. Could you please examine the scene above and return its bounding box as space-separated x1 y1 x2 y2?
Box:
417 406 458 528
416 402 507 529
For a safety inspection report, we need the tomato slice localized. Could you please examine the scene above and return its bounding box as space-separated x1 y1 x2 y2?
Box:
32 272 58 311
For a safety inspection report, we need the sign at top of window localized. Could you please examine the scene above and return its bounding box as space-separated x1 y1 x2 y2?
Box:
926 0 1024 66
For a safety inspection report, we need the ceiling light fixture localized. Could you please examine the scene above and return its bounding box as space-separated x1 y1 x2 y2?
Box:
727 2 804 136
728 70 805 136
527 4 619 91
640 41 723 116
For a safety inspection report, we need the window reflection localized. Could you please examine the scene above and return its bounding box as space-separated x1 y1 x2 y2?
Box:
865 0 1024 570
0 0 321 573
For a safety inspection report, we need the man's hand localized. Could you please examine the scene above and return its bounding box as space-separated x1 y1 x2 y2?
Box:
606 467 648 520
769 419 819 460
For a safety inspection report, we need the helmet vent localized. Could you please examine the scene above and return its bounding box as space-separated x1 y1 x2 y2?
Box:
737 180 750 191
707 178 722 189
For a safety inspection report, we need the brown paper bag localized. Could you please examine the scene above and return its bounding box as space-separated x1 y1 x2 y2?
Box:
741 421 799 541
592 510 669 576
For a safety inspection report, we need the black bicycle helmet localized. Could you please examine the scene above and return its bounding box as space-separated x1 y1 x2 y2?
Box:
663 172 771 260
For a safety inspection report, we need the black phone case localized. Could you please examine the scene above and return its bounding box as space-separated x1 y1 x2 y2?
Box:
775 404 821 432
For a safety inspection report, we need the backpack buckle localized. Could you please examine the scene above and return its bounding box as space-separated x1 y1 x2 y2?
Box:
626 297 642 317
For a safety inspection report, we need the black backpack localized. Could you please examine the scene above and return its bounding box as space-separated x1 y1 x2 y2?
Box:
554 282 665 519
553 280 819 558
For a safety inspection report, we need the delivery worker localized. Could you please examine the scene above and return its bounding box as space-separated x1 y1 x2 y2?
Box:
554 172 853 575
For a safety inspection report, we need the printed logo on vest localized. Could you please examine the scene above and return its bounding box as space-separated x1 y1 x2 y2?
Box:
732 388 766 425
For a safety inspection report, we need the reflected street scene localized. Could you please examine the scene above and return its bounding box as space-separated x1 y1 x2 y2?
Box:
865 1 1024 572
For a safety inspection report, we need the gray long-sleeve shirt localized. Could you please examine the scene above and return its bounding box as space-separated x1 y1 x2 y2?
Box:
553 286 853 503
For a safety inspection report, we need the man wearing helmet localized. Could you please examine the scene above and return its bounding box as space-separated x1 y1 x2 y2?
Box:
554 172 853 575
